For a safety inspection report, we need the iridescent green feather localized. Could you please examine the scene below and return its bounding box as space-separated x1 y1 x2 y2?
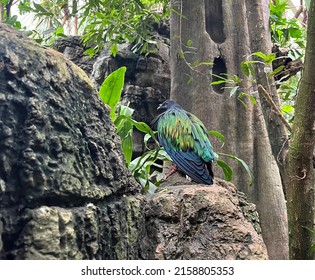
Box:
157 109 215 162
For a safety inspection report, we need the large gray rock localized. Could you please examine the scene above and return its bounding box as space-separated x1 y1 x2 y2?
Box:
0 24 267 260
0 23 140 259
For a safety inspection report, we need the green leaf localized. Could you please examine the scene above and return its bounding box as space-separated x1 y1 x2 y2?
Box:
241 61 250 77
99 66 127 121
308 244 315 253
33 3 50 13
281 104 294 114
229 86 239 97
187 39 193 47
187 75 193 84
208 130 225 147
198 61 214 66
191 61 214 68
268 65 285 77
217 160 233 181
4 15 21 28
265 53 276 64
110 44 119 57
210 80 226 85
252 52 276 64
241 61 257 78
132 121 154 134
54 27 64 36
218 152 254 185
83 48 97 58
249 95 257 105
178 50 185 59
289 28 302 39
121 132 133 166
118 104 134 118
252 51 268 61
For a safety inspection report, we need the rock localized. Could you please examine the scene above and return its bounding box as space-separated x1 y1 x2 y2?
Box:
0 23 140 259
53 36 98 75
142 179 268 260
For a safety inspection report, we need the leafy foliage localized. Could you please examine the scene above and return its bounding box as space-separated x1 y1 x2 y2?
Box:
99 67 167 193
270 0 306 55
210 71 257 107
269 0 306 125
2 0 170 55
80 0 170 57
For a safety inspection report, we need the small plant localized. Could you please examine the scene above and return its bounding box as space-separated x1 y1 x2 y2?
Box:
99 66 167 193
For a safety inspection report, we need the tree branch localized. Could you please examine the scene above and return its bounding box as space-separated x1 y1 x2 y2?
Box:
257 84 292 133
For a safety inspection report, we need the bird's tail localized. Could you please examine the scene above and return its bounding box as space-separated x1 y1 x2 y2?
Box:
206 161 214 184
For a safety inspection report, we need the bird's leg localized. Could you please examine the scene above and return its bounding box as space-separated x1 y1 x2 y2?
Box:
163 165 178 180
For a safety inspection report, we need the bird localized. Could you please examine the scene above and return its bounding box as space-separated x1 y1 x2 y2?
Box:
151 100 216 185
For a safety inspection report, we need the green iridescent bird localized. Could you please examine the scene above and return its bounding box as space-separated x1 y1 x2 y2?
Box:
152 100 216 185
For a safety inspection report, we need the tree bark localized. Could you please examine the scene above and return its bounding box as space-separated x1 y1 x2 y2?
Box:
246 0 289 180
170 0 288 259
0 4 4 22
286 0 315 260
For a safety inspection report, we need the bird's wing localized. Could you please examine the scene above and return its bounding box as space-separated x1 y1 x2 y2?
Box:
188 112 217 162
157 109 213 184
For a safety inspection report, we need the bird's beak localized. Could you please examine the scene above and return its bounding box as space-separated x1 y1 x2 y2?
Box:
157 103 163 110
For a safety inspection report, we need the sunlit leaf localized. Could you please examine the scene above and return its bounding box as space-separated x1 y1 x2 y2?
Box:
210 80 226 85
110 44 119 57
99 67 126 121
281 104 294 114
249 95 257 105
178 50 185 59
252 52 276 64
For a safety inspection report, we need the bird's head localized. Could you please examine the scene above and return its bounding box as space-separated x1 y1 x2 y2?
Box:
157 100 182 111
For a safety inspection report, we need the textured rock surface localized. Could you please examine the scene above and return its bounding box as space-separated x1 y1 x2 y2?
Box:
53 36 98 75
142 179 267 260
0 24 267 260
0 23 140 259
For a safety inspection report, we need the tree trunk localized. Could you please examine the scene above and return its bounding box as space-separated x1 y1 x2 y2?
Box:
170 0 288 259
246 0 289 180
286 0 315 260
0 4 4 22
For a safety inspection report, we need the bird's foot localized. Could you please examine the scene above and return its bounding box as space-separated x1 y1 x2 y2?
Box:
163 165 178 180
